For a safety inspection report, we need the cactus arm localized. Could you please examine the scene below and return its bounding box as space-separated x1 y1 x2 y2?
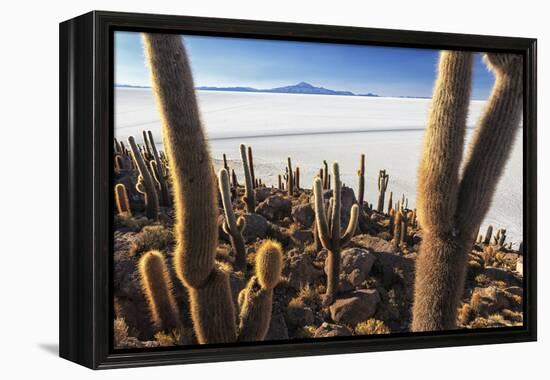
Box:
240 144 256 212
128 136 159 220
313 177 332 250
455 53 523 240
340 204 359 246
218 168 247 271
416 51 473 236
143 34 237 343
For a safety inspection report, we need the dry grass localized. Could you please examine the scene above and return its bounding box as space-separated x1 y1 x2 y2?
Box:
129 225 173 257
354 319 391 335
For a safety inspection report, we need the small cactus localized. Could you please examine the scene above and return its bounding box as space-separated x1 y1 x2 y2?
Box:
240 144 256 212
287 157 294 196
138 250 182 333
357 154 365 206
377 170 389 213
115 183 131 216
247 146 256 189
483 225 493 244
237 240 283 341
323 160 329 190
128 135 159 220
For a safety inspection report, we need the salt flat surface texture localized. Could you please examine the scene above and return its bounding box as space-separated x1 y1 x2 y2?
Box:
115 88 523 244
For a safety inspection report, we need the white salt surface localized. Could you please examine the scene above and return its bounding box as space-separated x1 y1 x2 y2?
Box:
115 88 523 244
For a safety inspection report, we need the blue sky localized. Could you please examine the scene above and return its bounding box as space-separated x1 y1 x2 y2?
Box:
115 31 495 99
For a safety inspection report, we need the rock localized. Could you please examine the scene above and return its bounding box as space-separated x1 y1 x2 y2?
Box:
313 322 352 338
329 289 381 325
484 266 522 286
354 235 394 254
470 286 510 316
286 305 315 327
255 195 292 221
505 286 523 296
334 248 376 292
284 249 323 290
254 187 273 203
292 204 315 227
292 229 313 246
318 186 356 225
265 304 289 341
242 213 268 242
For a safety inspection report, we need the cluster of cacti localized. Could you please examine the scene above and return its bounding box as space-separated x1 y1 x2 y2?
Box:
240 144 256 212
412 51 523 331
140 33 283 344
313 162 359 305
218 168 247 272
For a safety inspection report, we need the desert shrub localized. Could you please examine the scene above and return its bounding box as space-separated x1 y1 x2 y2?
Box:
297 284 320 307
296 325 317 338
501 309 523 323
129 225 173 257
114 317 129 346
154 330 181 346
355 319 391 335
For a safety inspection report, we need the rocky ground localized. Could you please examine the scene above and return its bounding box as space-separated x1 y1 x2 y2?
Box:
113 179 524 348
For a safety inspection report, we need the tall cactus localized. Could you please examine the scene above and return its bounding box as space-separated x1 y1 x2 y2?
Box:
138 250 182 333
143 33 282 344
240 144 256 213
128 136 159 220
376 170 389 213
412 51 523 331
313 162 359 305
357 154 365 206
218 168 247 272
287 157 294 196
147 130 171 207
247 146 256 189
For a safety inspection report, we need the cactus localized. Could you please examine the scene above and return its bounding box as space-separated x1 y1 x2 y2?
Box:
412 51 523 331
231 169 239 188
295 166 300 190
218 168 247 272
483 225 493 244
138 250 182 333
313 162 359 305
357 154 365 206
323 160 329 190
237 240 283 341
493 228 506 246
143 33 282 344
287 157 294 196
222 153 229 172
128 136 159 220
146 130 171 207
247 146 256 189
278 174 282 190
387 191 393 215
376 170 389 213
114 183 131 216
240 144 256 213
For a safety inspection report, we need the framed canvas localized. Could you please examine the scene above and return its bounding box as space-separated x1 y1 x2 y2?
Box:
59 11 537 369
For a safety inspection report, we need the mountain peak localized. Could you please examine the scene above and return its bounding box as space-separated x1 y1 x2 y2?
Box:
295 81 314 87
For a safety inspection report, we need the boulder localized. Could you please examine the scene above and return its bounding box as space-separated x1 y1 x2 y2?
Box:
284 249 323 290
334 248 376 292
286 305 315 327
292 229 314 246
313 322 352 338
254 187 273 203
329 289 381 325
255 195 292 221
242 213 268 242
292 203 315 228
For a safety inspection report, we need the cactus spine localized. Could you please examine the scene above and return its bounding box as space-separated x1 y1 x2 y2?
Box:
313 162 359 305
138 250 182 333
376 170 389 213
218 168 247 272
128 136 159 220
114 183 131 216
240 144 256 213
357 154 365 206
412 51 523 331
238 240 283 341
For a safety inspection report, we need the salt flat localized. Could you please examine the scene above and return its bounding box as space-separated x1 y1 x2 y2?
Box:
115 88 523 244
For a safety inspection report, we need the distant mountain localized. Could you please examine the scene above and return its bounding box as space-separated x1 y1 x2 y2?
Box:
196 82 376 97
116 82 381 97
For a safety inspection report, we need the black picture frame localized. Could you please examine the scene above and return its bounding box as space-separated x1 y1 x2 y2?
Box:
59 10 537 370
